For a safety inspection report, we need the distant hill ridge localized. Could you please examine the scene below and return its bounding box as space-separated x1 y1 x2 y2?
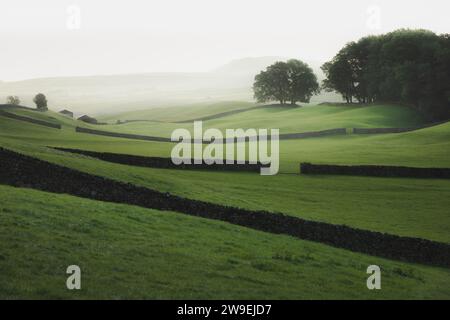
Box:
0 57 341 114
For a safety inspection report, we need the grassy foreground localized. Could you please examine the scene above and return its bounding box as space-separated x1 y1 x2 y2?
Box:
1 185 449 299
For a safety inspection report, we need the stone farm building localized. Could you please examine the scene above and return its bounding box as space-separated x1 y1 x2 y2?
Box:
77 115 98 124
59 109 74 118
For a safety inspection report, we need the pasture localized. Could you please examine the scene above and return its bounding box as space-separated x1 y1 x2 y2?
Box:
0 102 449 299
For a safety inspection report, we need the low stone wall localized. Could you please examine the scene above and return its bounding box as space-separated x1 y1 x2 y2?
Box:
75 126 171 142
1 147 449 268
0 104 36 111
353 127 416 134
0 110 61 129
300 163 450 179
116 119 161 125
53 147 267 172
353 120 449 135
76 126 348 143
279 128 347 139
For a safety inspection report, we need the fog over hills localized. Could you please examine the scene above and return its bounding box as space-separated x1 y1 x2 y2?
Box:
0 57 342 115
215 56 326 77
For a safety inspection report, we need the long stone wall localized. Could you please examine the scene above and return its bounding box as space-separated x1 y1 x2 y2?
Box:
0 110 61 129
353 120 449 134
279 128 347 139
53 147 267 172
75 126 347 143
353 127 417 134
300 162 450 179
75 126 171 142
1 147 449 268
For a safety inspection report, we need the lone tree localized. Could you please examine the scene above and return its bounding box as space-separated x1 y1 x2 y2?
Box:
33 93 48 111
6 95 21 105
253 59 319 105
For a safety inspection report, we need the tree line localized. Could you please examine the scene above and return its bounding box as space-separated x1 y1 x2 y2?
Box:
253 29 450 120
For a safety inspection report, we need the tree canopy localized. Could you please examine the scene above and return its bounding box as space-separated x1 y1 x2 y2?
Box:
6 96 20 105
253 59 319 105
33 93 48 111
322 29 450 120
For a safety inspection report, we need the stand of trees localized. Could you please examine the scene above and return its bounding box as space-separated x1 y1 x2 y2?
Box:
253 59 319 105
321 29 450 120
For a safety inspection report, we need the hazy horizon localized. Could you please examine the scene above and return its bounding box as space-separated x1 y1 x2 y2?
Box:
1 0 449 81
0 56 298 82
0 55 344 114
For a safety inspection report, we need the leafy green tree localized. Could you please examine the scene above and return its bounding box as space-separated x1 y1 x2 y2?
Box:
33 93 48 111
286 59 320 104
6 95 20 105
321 48 355 103
254 60 319 105
254 62 290 104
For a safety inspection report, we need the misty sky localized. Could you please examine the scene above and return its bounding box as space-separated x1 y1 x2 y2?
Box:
1 0 449 81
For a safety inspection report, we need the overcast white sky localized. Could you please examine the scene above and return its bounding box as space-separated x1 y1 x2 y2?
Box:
1 0 448 81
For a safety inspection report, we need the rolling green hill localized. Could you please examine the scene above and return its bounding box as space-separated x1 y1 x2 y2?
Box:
0 102 449 299
1 185 449 299
1 104 449 241
99 101 258 123
95 103 425 138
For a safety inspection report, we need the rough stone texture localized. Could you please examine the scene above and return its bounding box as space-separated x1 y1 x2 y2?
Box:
1 147 449 268
300 163 450 179
53 147 268 172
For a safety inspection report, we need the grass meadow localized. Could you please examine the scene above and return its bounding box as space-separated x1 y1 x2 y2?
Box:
0 102 449 299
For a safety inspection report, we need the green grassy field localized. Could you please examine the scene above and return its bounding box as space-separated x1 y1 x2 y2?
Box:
0 102 449 299
99 101 258 122
1 185 449 299
89 103 425 138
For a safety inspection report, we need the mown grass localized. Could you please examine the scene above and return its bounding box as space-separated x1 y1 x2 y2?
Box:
0 185 449 299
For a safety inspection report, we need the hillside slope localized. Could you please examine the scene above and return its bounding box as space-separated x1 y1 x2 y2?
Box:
1 102 449 299
94 104 426 138
1 185 449 299
0 108 449 242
